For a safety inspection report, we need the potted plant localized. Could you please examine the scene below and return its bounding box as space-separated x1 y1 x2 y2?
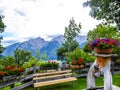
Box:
71 58 85 69
88 38 120 54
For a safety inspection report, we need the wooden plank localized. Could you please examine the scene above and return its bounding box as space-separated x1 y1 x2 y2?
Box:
34 77 77 87
0 74 33 88
33 73 72 80
3 75 17 82
10 81 33 90
89 53 118 57
33 70 71 76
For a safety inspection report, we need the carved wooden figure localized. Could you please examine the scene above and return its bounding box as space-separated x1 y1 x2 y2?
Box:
87 54 117 90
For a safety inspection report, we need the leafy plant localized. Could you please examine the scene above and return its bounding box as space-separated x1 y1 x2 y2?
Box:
14 48 32 66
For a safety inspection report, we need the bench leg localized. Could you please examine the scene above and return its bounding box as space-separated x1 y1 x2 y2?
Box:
37 87 39 90
71 81 75 88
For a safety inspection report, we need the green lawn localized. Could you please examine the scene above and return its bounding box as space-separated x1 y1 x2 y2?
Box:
21 74 120 90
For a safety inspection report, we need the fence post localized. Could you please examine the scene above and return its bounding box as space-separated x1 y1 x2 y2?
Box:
33 65 36 74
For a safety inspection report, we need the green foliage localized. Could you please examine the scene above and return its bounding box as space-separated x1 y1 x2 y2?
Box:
86 24 120 56
66 48 83 61
83 0 120 30
112 47 120 58
41 53 47 60
57 47 67 60
22 62 31 69
4 56 15 66
66 47 95 63
0 15 6 54
22 57 38 69
57 18 81 60
35 48 41 60
36 60 59 68
82 42 92 53
29 57 38 65
0 56 16 71
35 48 47 60
64 17 81 52
0 86 10 90
87 24 120 41
14 48 32 66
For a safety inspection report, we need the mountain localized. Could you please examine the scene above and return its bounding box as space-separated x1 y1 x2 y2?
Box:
2 37 48 56
40 35 65 60
1 35 87 59
2 43 21 56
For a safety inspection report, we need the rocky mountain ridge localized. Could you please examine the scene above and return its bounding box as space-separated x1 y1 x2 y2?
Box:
2 35 87 59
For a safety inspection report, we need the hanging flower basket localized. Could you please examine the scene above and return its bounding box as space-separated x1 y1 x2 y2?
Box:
94 47 113 54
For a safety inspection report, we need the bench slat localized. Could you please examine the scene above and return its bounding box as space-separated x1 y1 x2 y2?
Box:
33 70 71 76
33 73 72 80
34 77 77 87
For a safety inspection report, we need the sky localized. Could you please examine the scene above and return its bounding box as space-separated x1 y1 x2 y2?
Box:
0 0 101 46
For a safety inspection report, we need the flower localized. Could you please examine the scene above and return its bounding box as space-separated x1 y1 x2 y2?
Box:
6 65 11 70
0 71 2 75
71 60 77 65
0 65 24 77
77 58 83 65
71 58 85 65
88 38 120 49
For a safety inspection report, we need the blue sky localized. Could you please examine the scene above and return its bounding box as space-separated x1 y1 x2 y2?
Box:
0 0 101 46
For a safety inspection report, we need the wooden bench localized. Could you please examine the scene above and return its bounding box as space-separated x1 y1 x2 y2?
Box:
33 70 77 89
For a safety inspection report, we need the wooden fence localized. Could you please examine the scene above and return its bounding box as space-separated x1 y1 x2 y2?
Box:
0 61 120 90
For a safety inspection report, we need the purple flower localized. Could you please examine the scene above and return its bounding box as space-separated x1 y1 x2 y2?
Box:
89 38 120 49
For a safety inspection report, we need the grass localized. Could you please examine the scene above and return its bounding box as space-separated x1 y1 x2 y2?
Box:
21 74 120 90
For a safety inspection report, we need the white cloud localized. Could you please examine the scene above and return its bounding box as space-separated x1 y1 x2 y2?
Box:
0 0 101 46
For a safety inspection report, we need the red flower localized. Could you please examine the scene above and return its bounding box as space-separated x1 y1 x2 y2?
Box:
18 67 23 72
97 43 100 47
71 60 77 65
6 65 11 70
78 58 83 65
11 68 16 71
3 71 8 75
0 71 2 75
89 38 120 49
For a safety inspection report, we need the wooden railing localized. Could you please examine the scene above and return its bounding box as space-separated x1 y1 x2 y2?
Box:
0 61 120 90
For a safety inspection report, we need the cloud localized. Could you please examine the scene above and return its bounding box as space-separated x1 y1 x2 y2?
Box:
14 9 26 16
0 0 101 46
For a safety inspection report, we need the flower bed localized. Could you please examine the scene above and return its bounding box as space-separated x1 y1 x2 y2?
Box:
71 58 85 69
0 65 24 79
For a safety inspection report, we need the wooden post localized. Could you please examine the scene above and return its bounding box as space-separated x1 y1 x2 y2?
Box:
33 65 36 74
87 54 117 90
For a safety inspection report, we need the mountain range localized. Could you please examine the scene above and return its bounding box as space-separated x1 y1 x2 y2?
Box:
1 35 87 60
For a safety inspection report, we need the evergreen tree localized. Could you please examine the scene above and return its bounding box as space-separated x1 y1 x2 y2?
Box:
57 18 81 60
0 15 6 54
63 17 81 52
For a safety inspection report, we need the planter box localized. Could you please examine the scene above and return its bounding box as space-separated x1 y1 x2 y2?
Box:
71 65 84 69
3 75 17 82
40 66 58 70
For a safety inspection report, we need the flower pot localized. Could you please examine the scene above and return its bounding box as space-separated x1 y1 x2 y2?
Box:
94 47 113 54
